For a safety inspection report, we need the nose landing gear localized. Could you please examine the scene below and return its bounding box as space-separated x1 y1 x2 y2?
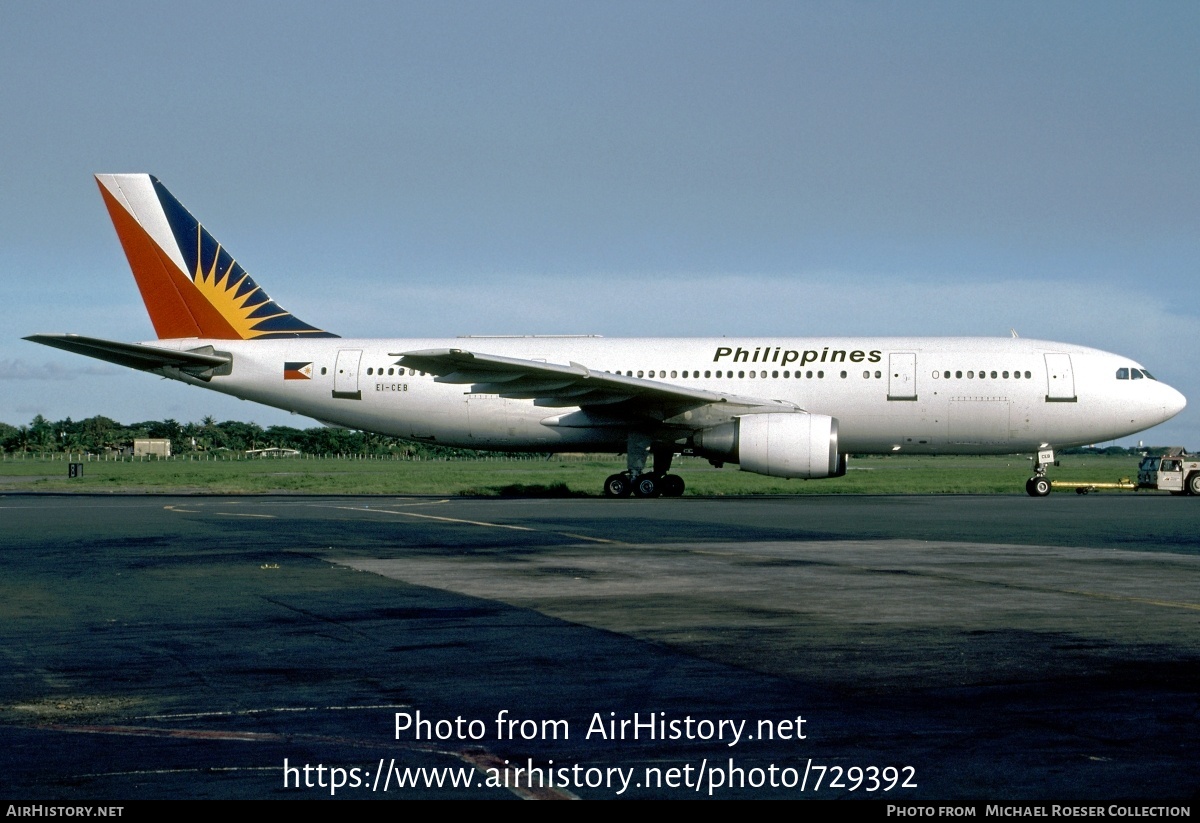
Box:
1025 476 1052 497
1026 448 1056 497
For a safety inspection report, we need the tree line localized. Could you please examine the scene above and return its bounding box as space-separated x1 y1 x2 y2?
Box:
0 414 1182 458
0 414 489 458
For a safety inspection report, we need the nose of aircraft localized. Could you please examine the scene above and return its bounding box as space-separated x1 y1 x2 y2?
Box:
1163 383 1187 420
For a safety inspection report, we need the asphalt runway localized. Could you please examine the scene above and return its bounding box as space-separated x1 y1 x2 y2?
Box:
1 493 1199 800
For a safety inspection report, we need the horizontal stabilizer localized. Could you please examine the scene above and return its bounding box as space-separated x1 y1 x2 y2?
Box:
25 333 230 373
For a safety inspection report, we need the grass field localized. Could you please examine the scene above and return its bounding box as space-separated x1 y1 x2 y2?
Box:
0 452 1149 496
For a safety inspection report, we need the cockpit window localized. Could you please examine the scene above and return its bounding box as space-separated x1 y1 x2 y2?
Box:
1119 366 1158 381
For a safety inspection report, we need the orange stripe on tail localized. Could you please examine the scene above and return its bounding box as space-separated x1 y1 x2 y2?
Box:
97 181 223 339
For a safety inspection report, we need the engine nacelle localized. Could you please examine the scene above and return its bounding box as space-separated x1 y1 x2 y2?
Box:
693 413 845 479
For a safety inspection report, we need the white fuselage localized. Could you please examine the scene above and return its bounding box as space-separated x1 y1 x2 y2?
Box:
150 335 1185 457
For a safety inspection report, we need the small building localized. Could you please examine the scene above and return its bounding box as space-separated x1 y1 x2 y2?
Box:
245 447 301 458
132 438 171 457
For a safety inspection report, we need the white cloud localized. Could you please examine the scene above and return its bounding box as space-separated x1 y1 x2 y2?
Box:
0 359 116 381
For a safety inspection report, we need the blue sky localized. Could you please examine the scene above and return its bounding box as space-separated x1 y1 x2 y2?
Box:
2 1 1197 446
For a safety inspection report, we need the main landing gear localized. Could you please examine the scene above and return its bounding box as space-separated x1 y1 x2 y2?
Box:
603 470 686 498
603 434 685 498
1025 448 1055 497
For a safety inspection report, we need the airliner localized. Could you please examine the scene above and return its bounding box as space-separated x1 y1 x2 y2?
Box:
25 174 1187 497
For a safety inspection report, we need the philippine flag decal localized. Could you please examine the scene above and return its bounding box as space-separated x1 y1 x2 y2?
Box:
284 361 314 380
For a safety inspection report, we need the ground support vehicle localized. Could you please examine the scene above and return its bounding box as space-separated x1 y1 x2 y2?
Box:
1136 451 1200 495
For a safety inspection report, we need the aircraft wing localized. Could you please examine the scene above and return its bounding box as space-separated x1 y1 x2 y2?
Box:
396 348 799 421
25 334 231 373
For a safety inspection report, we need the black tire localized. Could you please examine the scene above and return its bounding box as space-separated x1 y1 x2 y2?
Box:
1028 477 1052 497
660 474 686 497
632 473 661 498
603 473 631 498
1188 473 1200 496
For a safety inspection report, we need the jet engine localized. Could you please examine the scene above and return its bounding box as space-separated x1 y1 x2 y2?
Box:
693 413 846 479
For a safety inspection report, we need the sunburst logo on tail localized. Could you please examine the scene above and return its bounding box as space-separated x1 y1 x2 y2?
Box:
154 177 337 340
95 174 338 340
189 227 306 340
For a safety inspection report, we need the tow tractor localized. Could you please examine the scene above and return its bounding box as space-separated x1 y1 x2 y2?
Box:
1135 449 1200 495
1046 448 1200 496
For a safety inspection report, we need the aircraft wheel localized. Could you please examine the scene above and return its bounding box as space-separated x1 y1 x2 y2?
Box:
1188 473 1200 496
603 473 631 498
660 474 685 497
632 473 661 498
1026 477 1052 497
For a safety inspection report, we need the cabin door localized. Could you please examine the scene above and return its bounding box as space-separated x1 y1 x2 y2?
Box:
887 352 918 401
332 349 363 400
1044 353 1076 402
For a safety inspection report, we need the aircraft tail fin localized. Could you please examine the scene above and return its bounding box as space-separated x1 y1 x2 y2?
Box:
94 174 337 340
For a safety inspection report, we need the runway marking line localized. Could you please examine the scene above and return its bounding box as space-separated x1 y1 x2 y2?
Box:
460 750 578 800
855 561 1200 613
1047 586 1200 612
38 723 571 799
327 505 537 532
137 703 410 720
555 532 624 545
322 504 627 545
163 505 278 518
38 723 282 742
